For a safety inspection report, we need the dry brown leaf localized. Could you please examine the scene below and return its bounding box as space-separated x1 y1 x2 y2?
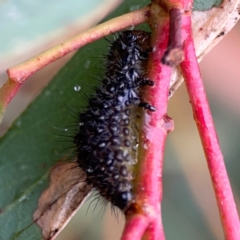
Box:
33 162 92 240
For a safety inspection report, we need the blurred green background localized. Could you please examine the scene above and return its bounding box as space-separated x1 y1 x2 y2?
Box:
0 0 240 239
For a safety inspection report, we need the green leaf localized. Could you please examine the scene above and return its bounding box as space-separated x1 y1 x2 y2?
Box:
0 0 150 239
193 0 223 11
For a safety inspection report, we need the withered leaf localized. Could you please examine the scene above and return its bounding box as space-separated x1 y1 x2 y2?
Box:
33 162 92 240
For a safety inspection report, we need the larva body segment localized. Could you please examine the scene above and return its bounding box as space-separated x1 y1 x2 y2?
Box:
74 30 153 211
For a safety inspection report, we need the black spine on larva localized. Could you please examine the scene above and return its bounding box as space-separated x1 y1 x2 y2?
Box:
74 31 151 211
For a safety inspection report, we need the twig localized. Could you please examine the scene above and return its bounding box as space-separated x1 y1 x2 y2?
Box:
162 7 184 66
121 2 174 240
7 6 150 83
0 79 21 123
181 11 240 240
0 6 150 123
121 215 150 240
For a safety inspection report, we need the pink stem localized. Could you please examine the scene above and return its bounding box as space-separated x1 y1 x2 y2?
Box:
121 2 174 239
162 7 184 67
121 215 150 240
139 18 172 239
145 209 165 240
181 13 240 240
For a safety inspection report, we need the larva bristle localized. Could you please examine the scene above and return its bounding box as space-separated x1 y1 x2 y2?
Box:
74 30 154 211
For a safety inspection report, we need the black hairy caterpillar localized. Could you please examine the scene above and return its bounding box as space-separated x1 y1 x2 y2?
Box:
73 30 156 211
33 31 156 239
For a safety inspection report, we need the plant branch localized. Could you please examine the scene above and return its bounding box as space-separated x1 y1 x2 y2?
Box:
162 7 184 66
0 79 21 122
122 2 174 240
7 6 150 84
180 12 240 240
144 208 165 240
121 215 150 240
121 1 194 239
0 6 150 123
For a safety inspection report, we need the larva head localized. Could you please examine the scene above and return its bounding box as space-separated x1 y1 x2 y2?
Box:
106 30 151 71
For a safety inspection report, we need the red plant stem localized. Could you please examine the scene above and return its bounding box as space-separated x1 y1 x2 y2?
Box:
121 215 150 240
162 7 184 66
181 14 240 240
122 2 173 239
145 207 165 240
140 17 172 236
